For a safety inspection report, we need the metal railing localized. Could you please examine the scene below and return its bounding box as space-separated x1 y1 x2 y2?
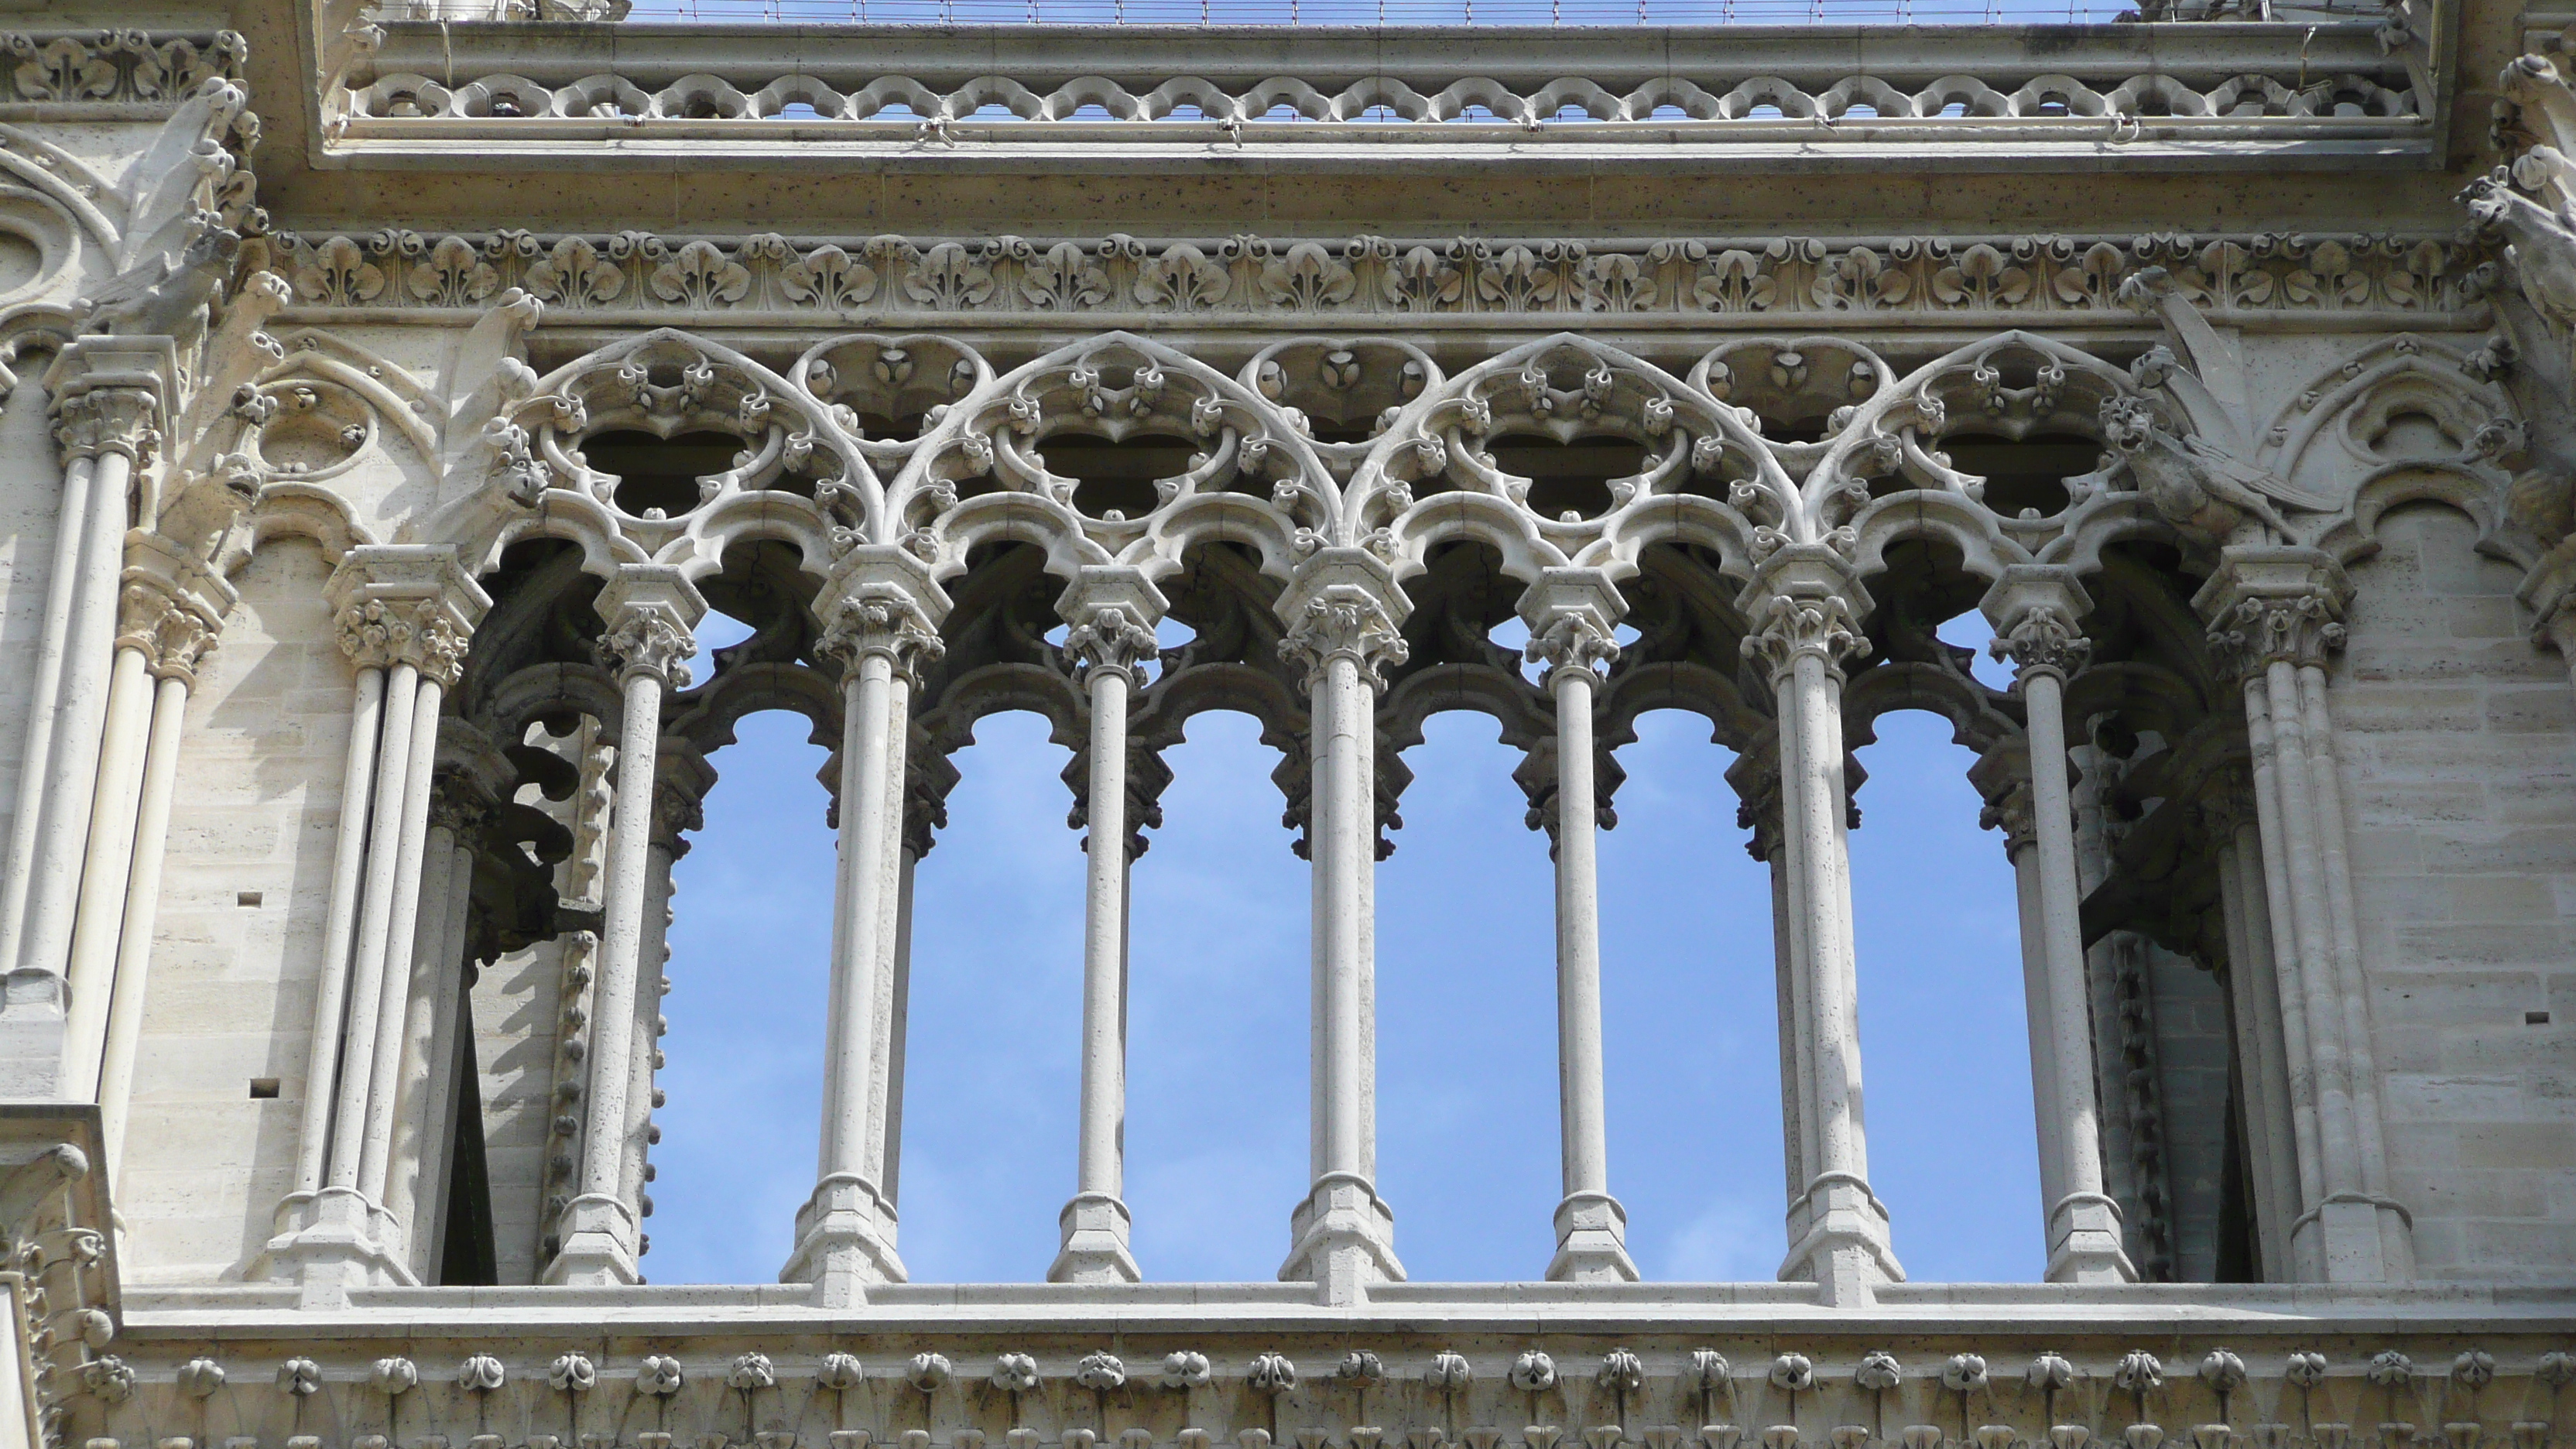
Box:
609 0 2382 26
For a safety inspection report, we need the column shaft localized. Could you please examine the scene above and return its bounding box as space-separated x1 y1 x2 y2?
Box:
291 667 387 1194
2241 675 2328 1279
357 677 448 1204
1541 649 1634 1283
327 662 425 1192
98 672 190 1177
59 643 155 1098
1053 656 1141 1283
0 454 98 972
19 450 135 982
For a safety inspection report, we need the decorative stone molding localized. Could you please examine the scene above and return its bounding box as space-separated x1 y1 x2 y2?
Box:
341 20 2423 161
0 29 245 111
113 586 218 687
1741 585 1870 683
265 228 2481 326
1982 567 2095 683
1518 568 1627 683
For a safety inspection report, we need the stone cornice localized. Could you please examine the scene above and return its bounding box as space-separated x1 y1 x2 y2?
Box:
262 228 2484 328
333 19 2429 169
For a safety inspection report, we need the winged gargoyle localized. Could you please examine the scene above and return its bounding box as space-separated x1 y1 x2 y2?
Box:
2108 267 2336 548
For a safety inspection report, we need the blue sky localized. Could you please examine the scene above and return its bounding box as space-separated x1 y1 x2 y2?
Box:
640 608 2044 1286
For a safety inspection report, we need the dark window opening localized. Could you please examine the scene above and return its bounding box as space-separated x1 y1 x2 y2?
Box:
1037 433 1196 519
1487 434 1646 520
248 1078 279 1099
437 1016 499 1286
1942 431 2099 518
582 430 747 518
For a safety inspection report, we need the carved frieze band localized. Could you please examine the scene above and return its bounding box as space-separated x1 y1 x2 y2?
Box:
267 229 2481 324
339 66 2418 131
1 30 245 108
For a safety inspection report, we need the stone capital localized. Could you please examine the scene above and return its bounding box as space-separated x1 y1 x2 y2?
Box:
1737 547 1873 683
1057 567 1168 683
325 546 492 687
120 533 234 686
1276 548 1411 694
816 546 951 690
1980 566 2095 682
46 336 178 468
596 565 707 688
2191 545 2351 682
1517 567 1625 683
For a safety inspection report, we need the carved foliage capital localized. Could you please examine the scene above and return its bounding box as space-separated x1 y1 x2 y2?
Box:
1525 610 1621 684
1740 589 1870 681
602 610 695 688
118 582 219 684
53 386 163 466
1989 604 2093 681
816 585 946 690
2206 591 2346 680
1279 584 1409 694
427 771 495 838
1064 604 1160 683
337 598 471 687
1978 779 2039 855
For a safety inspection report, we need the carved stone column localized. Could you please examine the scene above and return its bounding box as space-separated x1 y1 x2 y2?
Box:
1738 546 1900 1306
1982 567 2137 1285
1970 748 2071 1245
1519 568 1639 1284
2196 546 2410 1283
2194 780 2305 1281
785 547 947 1306
62 539 229 1106
547 565 702 1287
1275 548 1409 1304
618 749 712 1274
1 341 174 1098
263 547 485 1303
1050 567 1164 1285
1726 745 1810 1249
385 725 512 1277
92 573 222 1179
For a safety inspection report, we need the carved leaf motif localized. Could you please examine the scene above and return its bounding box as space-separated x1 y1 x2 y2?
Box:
526 236 626 307
1931 243 2032 307
1019 242 1110 310
1827 247 1912 309
650 239 752 307
296 235 386 307
1259 241 1358 310
1382 245 1463 310
1479 245 1568 311
780 245 882 309
10 36 117 102
1136 244 1229 310
1694 250 1779 313
1584 252 1656 311
2051 241 2129 307
407 235 501 307
905 242 995 309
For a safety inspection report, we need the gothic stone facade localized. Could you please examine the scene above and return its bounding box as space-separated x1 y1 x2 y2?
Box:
0 3 2562 1449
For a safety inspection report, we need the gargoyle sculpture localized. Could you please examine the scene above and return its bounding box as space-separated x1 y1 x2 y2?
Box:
2098 392 2330 547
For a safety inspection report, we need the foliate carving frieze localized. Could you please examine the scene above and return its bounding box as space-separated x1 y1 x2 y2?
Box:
816 590 947 693
1064 605 1160 684
2 30 245 106
1279 586 1410 695
51 389 163 468
267 230 2481 325
335 599 469 687
1740 591 1871 683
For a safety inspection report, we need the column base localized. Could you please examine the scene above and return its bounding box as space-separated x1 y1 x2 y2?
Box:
1280 1171 1403 1306
782 1172 906 1307
1547 1190 1639 1283
543 1191 642 1286
2044 1191 2138 1283
252 1187 419 1307
1778 1170 1903 1307
1049 1191 1141 1284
